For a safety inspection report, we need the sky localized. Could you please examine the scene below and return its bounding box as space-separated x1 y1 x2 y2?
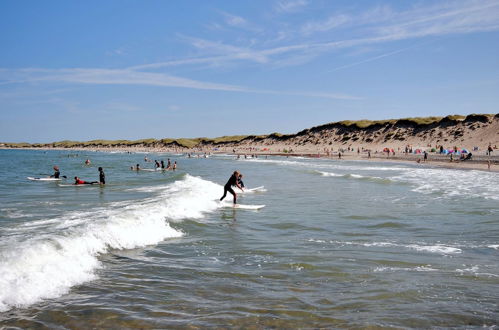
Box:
1 0 499 143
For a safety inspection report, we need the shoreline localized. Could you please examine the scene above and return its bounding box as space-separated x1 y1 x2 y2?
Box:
2 146 498 172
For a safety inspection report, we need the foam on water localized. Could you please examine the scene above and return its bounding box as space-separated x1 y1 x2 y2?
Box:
308 239 462 255
316 170 393 184
392 168 499 200
0 174 223 312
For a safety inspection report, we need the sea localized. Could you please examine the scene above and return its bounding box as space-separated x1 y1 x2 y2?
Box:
0 149 498 328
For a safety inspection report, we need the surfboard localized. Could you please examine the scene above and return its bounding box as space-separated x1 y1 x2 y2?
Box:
239 186 265 193
229 204 265 210
27 177 62 181
58 184 100 187
140 168 162 172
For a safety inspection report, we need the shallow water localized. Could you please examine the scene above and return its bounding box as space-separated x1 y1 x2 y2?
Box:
0 149 498 328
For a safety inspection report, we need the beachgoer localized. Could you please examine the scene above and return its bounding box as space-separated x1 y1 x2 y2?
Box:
167 158 171 170
220 171 242 204
173 161 177 171
85 159 91 165
135 164 140 171
423 151 428 162
98 167 105 184
161 160 165 169
50 166 60 178
155 160 160 169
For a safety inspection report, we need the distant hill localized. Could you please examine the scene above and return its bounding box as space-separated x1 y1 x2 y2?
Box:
1 113 498 151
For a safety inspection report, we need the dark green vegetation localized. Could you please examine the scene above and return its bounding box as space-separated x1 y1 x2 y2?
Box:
1 114 497 149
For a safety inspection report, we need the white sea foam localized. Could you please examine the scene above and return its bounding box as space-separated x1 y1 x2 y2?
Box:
373 265 438 273
392 168 499 200
309 239 462 255
0 174 222 312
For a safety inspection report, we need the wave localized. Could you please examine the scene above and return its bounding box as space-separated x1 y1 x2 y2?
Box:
308 239 463 255
315 171 394 184
392 168 499 201
0 174 222 312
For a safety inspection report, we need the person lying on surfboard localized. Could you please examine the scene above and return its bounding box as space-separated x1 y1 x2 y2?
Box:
74 176 98 185
220 171 243 204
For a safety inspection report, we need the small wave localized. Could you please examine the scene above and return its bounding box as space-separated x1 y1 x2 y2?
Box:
373 265 438 273
308 239 462 255
0 174 223 312
315 171 393 184
365 222 408 229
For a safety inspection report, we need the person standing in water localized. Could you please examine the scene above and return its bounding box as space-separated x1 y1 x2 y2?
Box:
50 166 60 178
220 171 243 204
98 167 105 184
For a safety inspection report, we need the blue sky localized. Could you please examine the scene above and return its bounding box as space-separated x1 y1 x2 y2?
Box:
1 0 499 142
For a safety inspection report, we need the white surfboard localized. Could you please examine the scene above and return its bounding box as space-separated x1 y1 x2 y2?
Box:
58 184 100 187
27 177 62 181
229 204 265 210
239 186 265 194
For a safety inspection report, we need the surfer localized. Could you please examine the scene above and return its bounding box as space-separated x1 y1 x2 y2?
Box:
173 161 177 171
220 171 243 204
98 167 105 184
161 160 165 169
50 166 60 178
85 159 91 165
155 160 160 169
74 176 98 185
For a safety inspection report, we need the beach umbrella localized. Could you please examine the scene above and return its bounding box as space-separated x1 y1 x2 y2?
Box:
462 149 468 153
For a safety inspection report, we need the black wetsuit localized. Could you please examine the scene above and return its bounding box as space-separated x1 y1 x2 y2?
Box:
51 170 60 178
238 177 245 188
99 170 105 184
220 174 238 203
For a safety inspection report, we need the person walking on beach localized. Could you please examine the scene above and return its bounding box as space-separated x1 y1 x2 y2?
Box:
220 171 243 204
423 151 428 162
98 167 105 184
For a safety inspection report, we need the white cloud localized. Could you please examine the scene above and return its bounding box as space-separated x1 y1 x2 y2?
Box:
275 0 308 13
0 67 360 100
300 14 351 35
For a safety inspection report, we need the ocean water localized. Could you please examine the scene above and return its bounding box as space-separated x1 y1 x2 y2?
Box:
0 149 498 328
